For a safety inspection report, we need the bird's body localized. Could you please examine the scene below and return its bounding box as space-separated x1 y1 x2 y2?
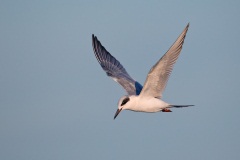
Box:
119 95 169 113
92 23 194 119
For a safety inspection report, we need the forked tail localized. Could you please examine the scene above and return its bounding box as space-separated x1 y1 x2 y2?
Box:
162 105 194 112
169 105 194 108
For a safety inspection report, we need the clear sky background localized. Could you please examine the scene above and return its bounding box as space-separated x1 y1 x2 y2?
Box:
0 0 240 160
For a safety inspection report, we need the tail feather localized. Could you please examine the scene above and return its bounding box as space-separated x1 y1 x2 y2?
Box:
169 105 194 108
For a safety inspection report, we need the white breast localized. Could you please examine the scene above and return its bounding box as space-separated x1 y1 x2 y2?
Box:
126 96 170 113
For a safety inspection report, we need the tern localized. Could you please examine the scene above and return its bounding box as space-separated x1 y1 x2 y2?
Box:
92 23 194 119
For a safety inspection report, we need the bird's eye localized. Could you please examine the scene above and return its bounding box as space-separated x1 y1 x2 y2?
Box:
121 97 130 106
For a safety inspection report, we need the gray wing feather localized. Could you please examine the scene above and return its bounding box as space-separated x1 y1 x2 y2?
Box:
140 24 189 98
92 34 139 95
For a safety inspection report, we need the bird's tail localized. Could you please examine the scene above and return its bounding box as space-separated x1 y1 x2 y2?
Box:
169 105 194 108
162 105 194 112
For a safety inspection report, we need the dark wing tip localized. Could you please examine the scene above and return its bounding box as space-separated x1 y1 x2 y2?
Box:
185 23 190 33
92 34 102 64
92 34 99 45
92 34 97 43
92 34 95 46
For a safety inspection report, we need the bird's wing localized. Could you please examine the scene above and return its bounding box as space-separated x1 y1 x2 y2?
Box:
140 23 189 99
92 34 143 95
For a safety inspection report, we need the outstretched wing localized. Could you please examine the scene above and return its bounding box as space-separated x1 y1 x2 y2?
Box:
140 23 189 99
92 34 142 95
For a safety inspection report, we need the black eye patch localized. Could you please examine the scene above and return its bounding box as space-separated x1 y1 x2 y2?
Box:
121 97 130 106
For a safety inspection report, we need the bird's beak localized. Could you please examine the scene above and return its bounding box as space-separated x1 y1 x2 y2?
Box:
114 108 122 119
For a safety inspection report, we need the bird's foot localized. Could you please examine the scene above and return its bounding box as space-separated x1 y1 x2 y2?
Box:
162 108 172 112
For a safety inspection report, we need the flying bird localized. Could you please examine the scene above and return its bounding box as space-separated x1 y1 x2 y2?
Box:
92 23 194 119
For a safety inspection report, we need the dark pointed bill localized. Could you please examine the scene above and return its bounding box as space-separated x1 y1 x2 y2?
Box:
114 108 122 119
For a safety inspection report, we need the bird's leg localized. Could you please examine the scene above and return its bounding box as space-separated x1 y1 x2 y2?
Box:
162 108 172 112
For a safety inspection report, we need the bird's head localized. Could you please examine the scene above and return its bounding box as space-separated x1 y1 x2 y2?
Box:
114 95 131 119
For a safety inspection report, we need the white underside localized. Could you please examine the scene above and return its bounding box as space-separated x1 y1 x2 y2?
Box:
123 96 170 113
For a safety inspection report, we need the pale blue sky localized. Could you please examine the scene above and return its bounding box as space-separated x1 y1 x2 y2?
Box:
0 0 240 160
